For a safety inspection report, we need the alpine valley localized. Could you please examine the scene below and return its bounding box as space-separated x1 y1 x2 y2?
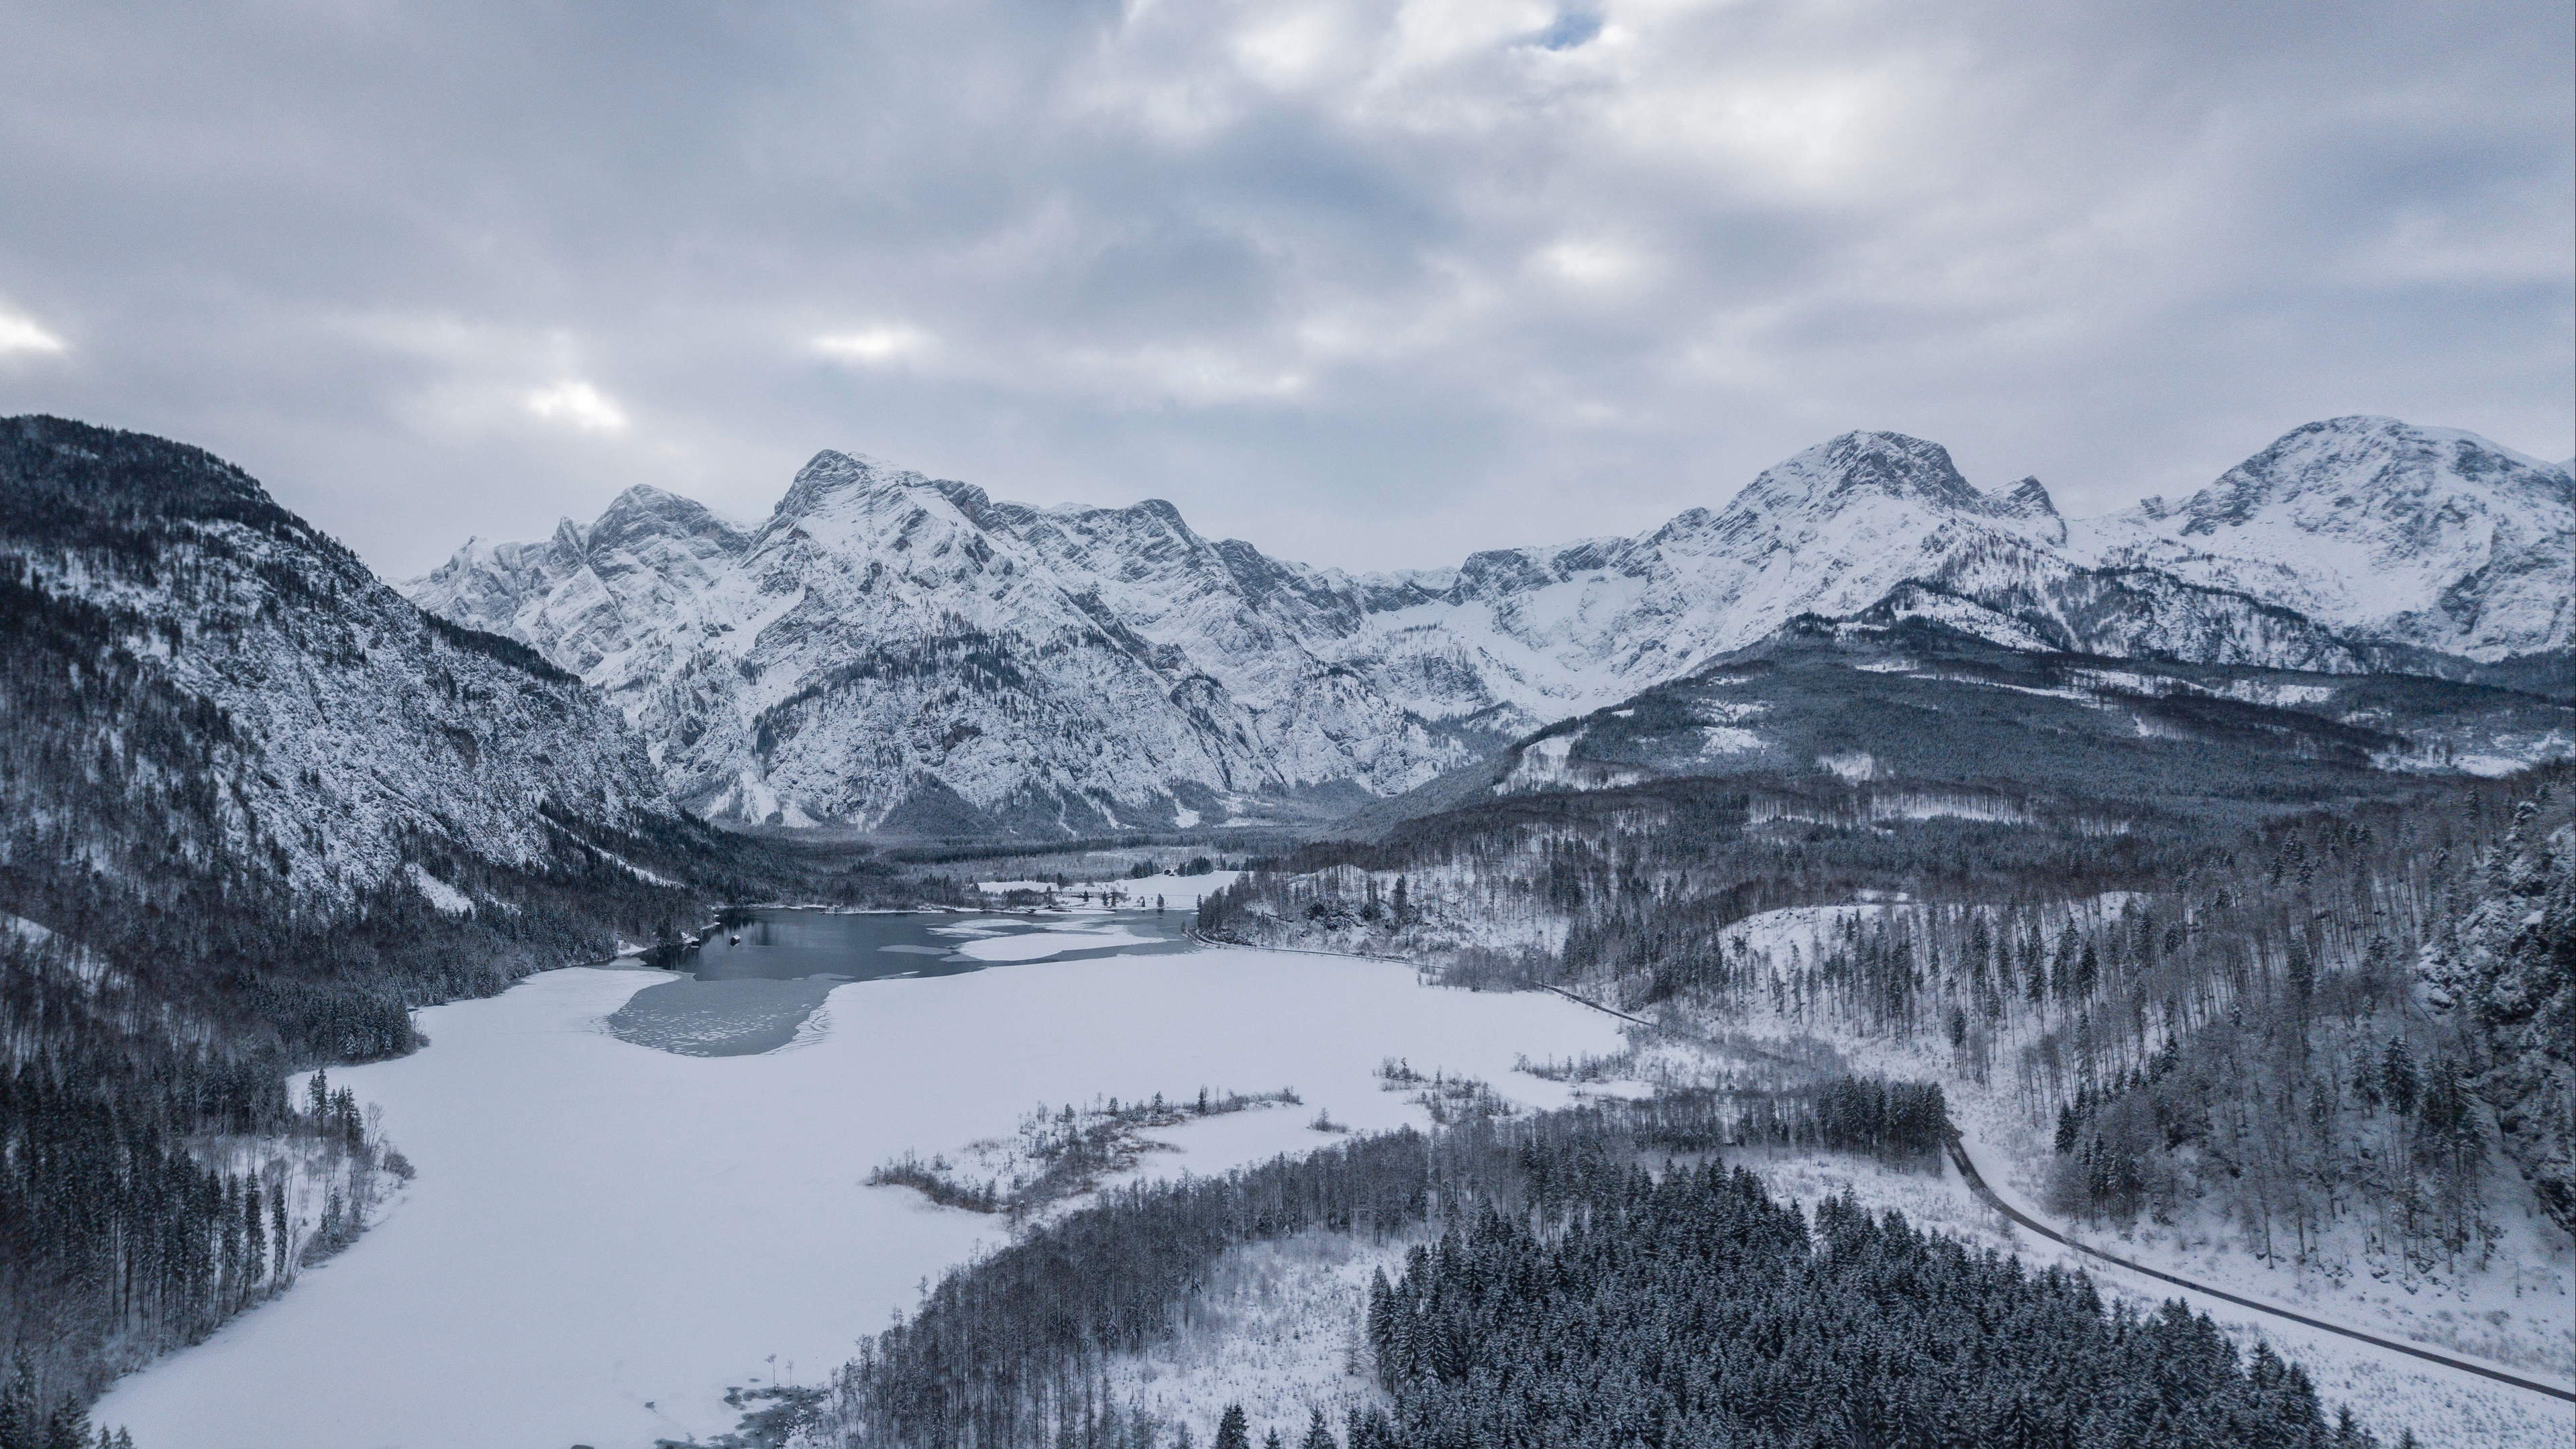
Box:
405 415 2575 837
8 409 2574 1449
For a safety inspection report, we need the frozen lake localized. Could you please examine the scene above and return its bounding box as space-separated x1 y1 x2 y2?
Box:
94 918 1625 1449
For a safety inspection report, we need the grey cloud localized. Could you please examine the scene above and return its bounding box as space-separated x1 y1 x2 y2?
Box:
0 0 2565 579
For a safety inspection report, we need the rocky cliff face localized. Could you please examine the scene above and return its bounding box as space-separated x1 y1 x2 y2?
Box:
408 419 2573 836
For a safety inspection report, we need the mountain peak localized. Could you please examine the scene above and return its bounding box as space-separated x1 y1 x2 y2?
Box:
1748 431 1984 515
2073 415 2575 659
2176 416 2559 536
775 449 936 519
600 482 703 516
1994 476 2067 545
591 484 752 559
1998 476 2058 519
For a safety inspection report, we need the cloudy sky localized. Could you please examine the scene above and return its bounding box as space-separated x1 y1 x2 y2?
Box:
1 1 2568 578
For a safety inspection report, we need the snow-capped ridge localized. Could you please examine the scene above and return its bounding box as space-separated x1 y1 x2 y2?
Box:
406 415 2572 835
1740 430 1986 512
2068 415 2573 659
772 448 945 520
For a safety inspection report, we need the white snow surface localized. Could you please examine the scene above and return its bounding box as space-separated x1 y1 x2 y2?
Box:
95 943 1623 1449
405 863 474 917
950 922 1161 961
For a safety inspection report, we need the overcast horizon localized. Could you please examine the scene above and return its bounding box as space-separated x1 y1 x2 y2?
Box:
3 1 2569 580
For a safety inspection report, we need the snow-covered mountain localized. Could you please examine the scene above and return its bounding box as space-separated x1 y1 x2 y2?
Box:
0 415 692 914
2070 417 2573 661
407 419 2573 836
407 452 1475 835
1324 432 2375 721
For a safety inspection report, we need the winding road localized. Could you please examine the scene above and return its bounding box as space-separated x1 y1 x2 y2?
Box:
1943 1134 2576 1405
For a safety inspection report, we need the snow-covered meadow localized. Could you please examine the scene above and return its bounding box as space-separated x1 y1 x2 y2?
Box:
93 939 1621 1449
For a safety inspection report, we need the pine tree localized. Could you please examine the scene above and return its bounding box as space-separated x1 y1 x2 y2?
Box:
0 1358 36 1449
38 1396 87 1449
1299 1408 1336 1449
244 1171 268 1293
2381 1037 2419 1115
1212 1405 1250 1449
270 1179 291 1283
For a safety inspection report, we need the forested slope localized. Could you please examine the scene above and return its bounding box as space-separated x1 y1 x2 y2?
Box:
1201 636 2575 1273
0 417 946 1429
2418 788 2575 1225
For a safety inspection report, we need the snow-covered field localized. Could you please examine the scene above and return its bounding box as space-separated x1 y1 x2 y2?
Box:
93 939 1621 1449
943 920 1167 961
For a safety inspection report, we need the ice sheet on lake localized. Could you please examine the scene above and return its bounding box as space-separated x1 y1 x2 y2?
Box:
96 947 1623 1449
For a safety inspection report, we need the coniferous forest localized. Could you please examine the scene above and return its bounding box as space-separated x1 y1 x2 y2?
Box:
792 1097 2394 1449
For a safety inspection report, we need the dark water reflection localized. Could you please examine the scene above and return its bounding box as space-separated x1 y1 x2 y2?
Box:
605 908 1195 1057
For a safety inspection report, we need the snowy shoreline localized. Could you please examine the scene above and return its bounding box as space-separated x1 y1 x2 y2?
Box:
94 945 1624 1448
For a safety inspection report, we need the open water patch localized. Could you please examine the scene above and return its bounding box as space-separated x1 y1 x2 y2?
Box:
605 908 1193 1057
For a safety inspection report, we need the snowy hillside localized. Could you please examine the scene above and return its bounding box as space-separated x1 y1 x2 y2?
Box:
2070 417 2575 661
407 420 2574 837
0 415 684 909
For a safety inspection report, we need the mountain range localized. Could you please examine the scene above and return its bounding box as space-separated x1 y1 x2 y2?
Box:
402 416 2573 839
